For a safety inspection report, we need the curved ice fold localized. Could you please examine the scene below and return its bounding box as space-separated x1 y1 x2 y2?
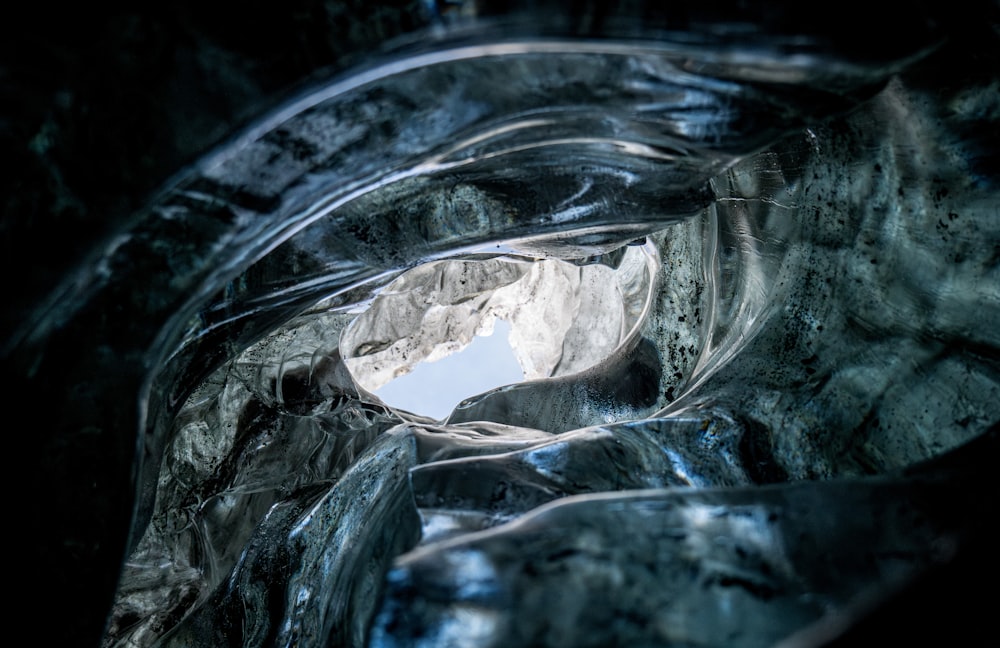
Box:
80 12 1000 648
373 429 997 648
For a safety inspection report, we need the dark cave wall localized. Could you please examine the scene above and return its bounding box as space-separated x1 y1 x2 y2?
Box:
3 4 429 645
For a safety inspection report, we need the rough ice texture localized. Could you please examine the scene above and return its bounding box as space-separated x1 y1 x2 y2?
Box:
108 48 999 648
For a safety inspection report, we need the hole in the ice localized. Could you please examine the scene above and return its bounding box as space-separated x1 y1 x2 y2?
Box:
341 243 657 420
372 318 524 420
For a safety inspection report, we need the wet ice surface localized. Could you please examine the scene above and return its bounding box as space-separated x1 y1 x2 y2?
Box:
101 26 999 648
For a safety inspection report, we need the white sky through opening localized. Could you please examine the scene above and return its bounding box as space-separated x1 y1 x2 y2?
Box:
373 319 524 419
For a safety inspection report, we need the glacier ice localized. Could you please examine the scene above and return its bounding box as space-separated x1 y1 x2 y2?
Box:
8 6 997 648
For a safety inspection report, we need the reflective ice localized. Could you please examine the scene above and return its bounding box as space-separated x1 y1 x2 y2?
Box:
99 21 999 648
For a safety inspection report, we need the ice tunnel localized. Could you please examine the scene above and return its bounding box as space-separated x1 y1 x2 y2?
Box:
5 2 999 647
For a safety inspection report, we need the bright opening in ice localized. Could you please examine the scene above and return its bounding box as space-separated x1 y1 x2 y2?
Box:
341 244 657 420
372 318 524 420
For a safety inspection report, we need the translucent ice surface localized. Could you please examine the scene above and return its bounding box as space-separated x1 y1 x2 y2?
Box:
17 10 991 648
